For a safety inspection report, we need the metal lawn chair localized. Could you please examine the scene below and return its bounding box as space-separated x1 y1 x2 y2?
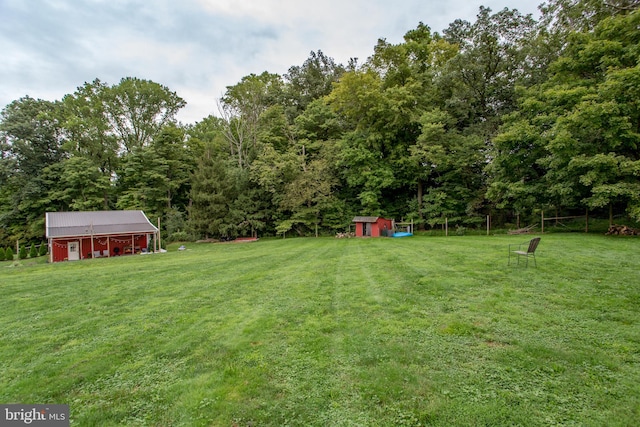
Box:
508 237 541 267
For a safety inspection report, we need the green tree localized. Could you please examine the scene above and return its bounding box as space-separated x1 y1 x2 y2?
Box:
39 242 48 257
329 23 460 219
29 244 37 258
489 9 640 220
5 247 14 261
441 6 538 138
0 247 5 261
149 124 194 211
279 157 339 236
116 124 192 221
227 169 271 238
104 77 186 153
547 11 640 219
50 157 111 211
250 143 298 223
407 6 538 226
188 145 237 239
283 50 346 120
293 98 345 145
0 97 66 242
369 23 459 224
328 69 398 214
486 112 549 217
188 112 274 239
19 245 27 259
540 0 640 35
62 79 119 208
0 96 65 176
165 207 189 242
185 115 228 160
410 110 485 226
219 72 284 169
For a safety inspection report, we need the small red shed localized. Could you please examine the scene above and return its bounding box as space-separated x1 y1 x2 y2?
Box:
352 216 393 237
45 210 159 263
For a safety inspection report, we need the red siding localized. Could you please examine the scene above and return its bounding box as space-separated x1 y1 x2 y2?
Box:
50 234 149 262
353 218 393 237
374 218 392 237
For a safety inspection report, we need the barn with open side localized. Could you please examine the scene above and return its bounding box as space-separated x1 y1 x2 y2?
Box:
46 210 159 263
352 216 393 237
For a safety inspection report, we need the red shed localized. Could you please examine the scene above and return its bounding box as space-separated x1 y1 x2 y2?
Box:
352 216 393 237
45 210 159 263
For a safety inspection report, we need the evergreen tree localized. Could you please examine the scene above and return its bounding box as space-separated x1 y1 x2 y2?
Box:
39 243 48 257
29 245 38 258
0 247 5 261
19 245 27 259
188 146 236 239
5 247 14 261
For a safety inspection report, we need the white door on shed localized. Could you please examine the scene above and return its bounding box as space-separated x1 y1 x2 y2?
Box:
68 241 80 261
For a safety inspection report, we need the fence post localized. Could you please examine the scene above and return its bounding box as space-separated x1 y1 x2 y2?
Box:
541 211 544 233
585 209 589 233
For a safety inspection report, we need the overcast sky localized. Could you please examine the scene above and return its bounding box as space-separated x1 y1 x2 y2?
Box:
0 0 543 124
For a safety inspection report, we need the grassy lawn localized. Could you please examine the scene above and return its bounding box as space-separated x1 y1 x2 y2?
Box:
1 234 639 426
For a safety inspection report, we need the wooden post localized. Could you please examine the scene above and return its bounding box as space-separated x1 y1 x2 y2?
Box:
585 209 589 233
107 236 111 257
445 217 448 237
541 210 544 233
609 203 613 227
157 218 161 252
90 223 95 258
16 240 19 257
487 215 490 236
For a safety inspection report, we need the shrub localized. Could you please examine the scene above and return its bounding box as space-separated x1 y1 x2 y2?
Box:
39 243 48 257
5 247 14 261
0 247 5 261
167 231 196 243
19 245 28 259
29 245 38 258
455 226 467 236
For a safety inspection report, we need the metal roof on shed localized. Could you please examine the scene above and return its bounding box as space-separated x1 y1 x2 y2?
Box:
352 216 380 223
46 210 158 238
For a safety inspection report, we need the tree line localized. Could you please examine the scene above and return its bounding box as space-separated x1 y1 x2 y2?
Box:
1 0 639 245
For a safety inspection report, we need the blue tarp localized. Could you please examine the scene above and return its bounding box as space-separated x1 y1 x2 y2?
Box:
393 232 413 238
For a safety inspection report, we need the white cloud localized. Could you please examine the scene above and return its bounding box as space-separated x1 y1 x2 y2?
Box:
0 0 543 124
